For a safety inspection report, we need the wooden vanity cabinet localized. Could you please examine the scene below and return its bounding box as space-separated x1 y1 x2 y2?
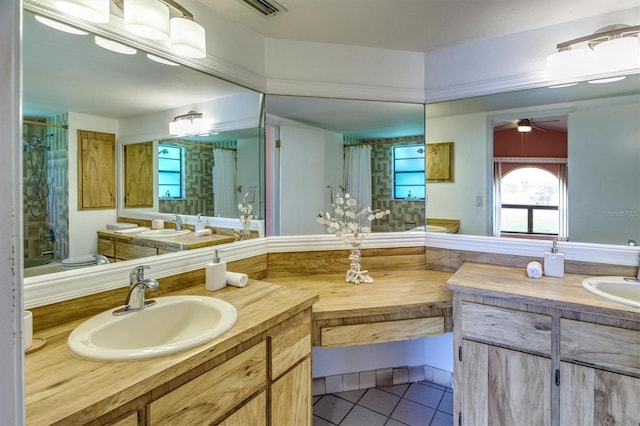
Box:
452 294 640 426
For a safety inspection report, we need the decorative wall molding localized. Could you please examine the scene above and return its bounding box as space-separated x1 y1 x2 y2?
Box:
24 232 637 309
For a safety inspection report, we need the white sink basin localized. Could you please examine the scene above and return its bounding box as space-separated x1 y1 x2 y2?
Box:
138 229 191 238
68 296 238 361
582 276 640 309
410 225 448 232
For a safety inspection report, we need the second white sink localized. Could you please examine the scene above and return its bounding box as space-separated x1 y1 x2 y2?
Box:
582 276 640 309
138 229 191 238
68 295 238 361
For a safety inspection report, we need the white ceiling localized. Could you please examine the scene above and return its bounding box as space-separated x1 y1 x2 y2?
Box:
204 0 639 52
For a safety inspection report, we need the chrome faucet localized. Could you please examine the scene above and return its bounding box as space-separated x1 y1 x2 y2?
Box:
169 214 183 231
113 265 159 316
92 254 110 265
624 252 640 283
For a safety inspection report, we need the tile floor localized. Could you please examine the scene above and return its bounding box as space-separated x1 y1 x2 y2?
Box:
313 380 453 426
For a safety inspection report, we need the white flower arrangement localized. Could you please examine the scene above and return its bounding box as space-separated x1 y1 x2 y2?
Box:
317 193 390 245
235 193 253 241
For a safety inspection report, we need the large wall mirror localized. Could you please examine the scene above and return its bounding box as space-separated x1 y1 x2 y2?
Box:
426 74 639 246
22 9 264 279
265 96 426 236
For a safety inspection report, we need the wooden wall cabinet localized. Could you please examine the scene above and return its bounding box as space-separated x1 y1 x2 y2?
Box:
453 296 640 426
124 142 153 208
78 130 116 210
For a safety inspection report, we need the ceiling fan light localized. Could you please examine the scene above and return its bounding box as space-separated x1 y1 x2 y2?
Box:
546 48 585 81
517 124 532 133
170 17 207 58
54 0 110 23
124 0 170 41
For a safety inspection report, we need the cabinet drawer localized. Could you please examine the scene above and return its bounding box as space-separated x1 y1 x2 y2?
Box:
98 238 115 257
218 392 266 426
560 319 640 374
271 309 312 380
321 317 444 348
461 302 551 355
149 341 266 425
115 242 157 260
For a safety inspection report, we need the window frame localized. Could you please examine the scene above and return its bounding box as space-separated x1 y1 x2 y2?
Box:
392 144 425 200
157 144 185 200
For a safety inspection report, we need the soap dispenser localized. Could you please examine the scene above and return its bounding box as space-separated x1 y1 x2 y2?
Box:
206 250 227 291
195 213 204 232
544 241 564 278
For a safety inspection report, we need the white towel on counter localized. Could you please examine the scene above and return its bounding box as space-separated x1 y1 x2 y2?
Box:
113 227 149 234
527 261 543 279
226 271 248 288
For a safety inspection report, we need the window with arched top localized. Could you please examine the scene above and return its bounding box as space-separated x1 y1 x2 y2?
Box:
500 167 560 235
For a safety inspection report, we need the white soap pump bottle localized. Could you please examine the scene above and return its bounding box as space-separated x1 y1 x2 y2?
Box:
544 241 565 278
206 249 227 291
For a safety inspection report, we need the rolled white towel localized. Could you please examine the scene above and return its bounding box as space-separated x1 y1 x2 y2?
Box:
527 261 543 279
226 271 248 288
113 227 149 234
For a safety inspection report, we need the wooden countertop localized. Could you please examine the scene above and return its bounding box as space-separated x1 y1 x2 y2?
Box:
98 229 235 250
267 269 453 320
25 280 317 425
446 262 640 320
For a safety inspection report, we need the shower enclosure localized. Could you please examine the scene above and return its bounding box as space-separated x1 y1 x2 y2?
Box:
22 113 69 272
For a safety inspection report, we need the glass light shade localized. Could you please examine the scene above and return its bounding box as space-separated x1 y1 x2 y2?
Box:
169 116 209 135
94 36 138 55
517 125 532 133
170 18 207 58
54 0 110 23
592 37 640 73
546 49 586 81
124 0 170 41
35 15 89 35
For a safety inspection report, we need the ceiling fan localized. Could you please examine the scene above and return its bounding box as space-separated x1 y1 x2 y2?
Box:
495 118 561 133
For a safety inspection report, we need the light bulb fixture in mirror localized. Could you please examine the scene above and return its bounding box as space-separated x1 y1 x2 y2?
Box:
53 0 207 58
35 15 89 35
94 36 137 55
546 24 640 82
169 110 210 135
516 119 532 133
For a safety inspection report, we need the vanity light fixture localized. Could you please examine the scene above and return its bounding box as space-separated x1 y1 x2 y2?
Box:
546 24 640 83
54 0 207 58
146 53 180 66
168 110 210 135
35 15 89 35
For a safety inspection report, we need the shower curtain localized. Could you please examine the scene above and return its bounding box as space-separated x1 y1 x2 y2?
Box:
344 145 372 208
212 149 237 218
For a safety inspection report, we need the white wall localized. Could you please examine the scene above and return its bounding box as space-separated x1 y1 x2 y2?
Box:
569 97 640 245
425 113 490 236
323 131 344 211
67 112 119 257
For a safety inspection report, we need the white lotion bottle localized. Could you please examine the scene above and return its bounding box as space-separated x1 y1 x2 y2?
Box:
544 241 564 277
206 249 227 291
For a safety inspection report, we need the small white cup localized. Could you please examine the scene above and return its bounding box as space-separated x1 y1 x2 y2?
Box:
151 219 164 229
23 311 33 351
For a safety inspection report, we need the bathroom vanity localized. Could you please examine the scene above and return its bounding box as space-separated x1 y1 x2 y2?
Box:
447 262 640 426
268 269 453 347
25 278 317 425
97 229 235 262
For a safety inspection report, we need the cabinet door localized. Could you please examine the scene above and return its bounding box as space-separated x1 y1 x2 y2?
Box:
560 362 640 425
77 130 115 209
124 142 153 208
218 392 266 426
270 357 311 426
460 340 551 426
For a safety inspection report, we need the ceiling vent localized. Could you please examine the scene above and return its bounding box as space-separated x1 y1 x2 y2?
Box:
238 0 287 17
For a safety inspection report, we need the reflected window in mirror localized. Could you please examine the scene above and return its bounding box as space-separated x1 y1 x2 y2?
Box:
393 144 425 200
158 144 185 200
